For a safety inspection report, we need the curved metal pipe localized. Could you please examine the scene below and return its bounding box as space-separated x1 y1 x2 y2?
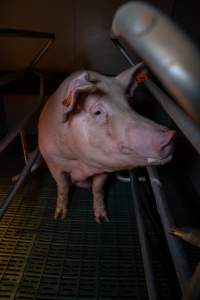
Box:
111 2 200 126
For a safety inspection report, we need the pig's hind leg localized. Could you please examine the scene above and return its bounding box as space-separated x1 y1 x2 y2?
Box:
92 174 109 224
46 161 70 219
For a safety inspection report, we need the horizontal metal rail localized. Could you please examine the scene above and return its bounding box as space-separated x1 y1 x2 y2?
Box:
130 172 160 300
0 28 55 39
111 2 200 127
111 40 200 156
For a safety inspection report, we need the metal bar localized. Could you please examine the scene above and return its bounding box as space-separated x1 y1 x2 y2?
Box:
112 41 200 155
0 148 41 218
0 72 46 153
0 103 39 153
147 166 192 290
111 38 135 67
130 171 160 300
145 80 200 155
0 28 55 72
0 88 43 152
0 71 26 87
0 28 55 39
30 38 54 68
19 129 29 164
111 2 200 126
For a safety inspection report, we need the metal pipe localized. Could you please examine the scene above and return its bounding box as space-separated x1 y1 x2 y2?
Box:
0 71 26 87
0 28 55 71
111 2 200 126
147 166 192 290
111 38 135 67
0 73 46 153
0 28 55 39
19 129 29 164
0 148 41 218
0 103 39 153
130 171 160 300
145 80 200 155
112 36 193 292
30 38 54 68
111 41 200 155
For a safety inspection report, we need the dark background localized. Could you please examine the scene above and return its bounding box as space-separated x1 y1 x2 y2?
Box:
0 0 199 74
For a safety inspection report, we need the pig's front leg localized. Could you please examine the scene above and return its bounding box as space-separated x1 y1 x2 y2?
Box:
92 174 109 224
47 162 70 219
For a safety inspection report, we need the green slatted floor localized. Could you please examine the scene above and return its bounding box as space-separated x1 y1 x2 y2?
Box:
0 172 148 300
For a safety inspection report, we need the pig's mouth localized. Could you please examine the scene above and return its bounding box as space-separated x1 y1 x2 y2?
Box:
147 154 173 165
147 138 175 165
120 136 175 166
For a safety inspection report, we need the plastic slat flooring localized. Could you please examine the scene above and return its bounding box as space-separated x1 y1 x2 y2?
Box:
0 173 148 300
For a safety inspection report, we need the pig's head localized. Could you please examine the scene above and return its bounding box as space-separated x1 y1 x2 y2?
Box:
62 66 175 172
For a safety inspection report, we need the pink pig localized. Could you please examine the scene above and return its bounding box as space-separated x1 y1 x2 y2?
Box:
38 64 175 223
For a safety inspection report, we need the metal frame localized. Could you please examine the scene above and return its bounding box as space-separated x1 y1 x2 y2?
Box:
0 28 54 217
0 28 54 153
111 2 200 299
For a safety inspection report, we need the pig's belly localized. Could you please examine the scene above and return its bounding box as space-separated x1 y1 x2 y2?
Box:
73 179 92 189
69 161 104 188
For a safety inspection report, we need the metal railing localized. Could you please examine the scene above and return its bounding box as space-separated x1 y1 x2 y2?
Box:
111 2 200 299
0 28 55 217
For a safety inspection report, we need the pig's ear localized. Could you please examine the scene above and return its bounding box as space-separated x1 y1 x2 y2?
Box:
115 62 145 96
62 72 97 122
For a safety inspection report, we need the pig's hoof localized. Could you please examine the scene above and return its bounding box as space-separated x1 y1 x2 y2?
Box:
94 210 109 224
54 207 67 220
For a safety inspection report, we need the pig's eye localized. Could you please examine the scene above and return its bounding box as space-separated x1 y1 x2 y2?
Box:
94 110 102 116
91 105 107 122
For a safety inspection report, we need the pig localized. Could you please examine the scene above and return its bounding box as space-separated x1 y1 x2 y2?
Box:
38 63 175 223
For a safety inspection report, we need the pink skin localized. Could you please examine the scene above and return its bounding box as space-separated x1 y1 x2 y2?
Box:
38 67 175 223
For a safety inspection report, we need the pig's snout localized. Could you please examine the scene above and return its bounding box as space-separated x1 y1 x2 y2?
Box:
147 129 176 165
157 130 176 159
123 122 176 166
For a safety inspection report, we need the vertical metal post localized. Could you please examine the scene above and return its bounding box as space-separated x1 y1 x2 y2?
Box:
19 129 29 164
130 172 160 300
147 166 192 290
